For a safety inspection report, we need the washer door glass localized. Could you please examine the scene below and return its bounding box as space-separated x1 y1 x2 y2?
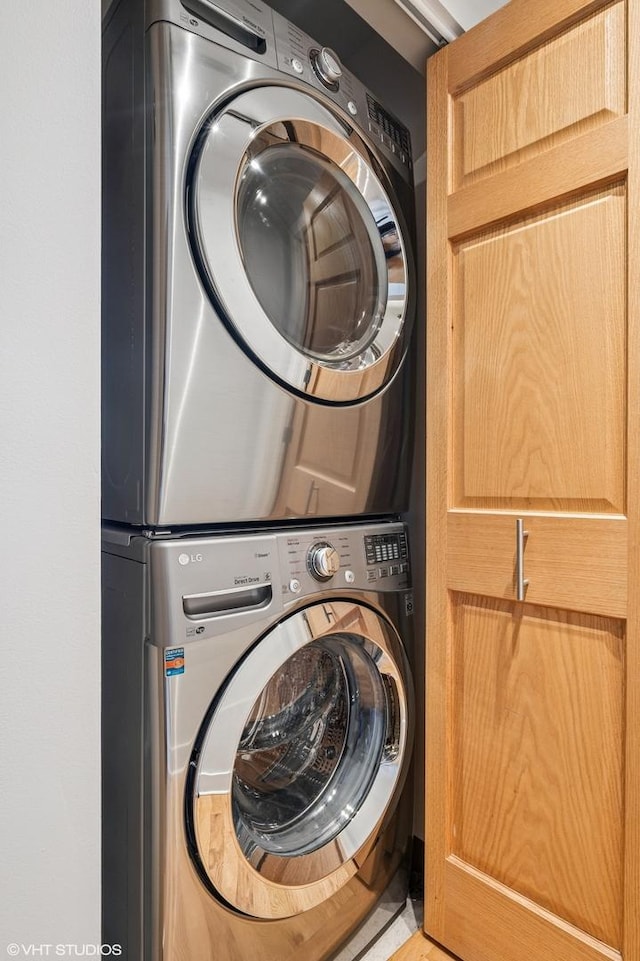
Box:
188 86 413 403
234 635 386 858
186 601 412 920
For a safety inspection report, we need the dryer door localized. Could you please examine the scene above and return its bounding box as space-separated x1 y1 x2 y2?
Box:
186 600 413 919
188 86 414 403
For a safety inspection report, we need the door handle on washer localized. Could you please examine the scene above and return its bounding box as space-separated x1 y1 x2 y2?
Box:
183 583 272 619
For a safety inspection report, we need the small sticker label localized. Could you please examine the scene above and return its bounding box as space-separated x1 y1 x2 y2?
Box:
165 647 185 677
404 592 414 616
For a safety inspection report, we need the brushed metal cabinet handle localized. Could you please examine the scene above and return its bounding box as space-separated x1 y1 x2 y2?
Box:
516 518 530 602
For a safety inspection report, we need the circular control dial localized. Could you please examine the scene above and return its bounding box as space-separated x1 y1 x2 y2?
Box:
317 47 343 84
307 542 340 581
311 47 343 90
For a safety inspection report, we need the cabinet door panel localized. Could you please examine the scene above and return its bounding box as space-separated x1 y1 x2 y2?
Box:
425 1 640 959
452 593 624 947
452 2 626 188
452 185 626 513
444 859 622 961
447 512 627 617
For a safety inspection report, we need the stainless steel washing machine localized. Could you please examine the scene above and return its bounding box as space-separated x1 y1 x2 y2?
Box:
102 0 417 528
102 520 414 960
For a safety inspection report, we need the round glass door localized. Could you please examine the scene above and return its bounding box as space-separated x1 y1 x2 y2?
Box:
236 143 387 364
186 601 413 919
188 86 414 403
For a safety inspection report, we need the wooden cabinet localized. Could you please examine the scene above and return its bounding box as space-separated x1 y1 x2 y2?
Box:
425 1 640 959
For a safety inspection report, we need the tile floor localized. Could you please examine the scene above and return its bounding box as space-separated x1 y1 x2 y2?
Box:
358 896 423 961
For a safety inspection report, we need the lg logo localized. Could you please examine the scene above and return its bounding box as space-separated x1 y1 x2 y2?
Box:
178 552 203 566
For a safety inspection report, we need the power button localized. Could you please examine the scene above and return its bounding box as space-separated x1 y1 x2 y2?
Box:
289 579 301 593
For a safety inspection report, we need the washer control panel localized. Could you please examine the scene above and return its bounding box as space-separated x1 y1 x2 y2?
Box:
129 519 412 647
279 522 411 599
364 529 409 582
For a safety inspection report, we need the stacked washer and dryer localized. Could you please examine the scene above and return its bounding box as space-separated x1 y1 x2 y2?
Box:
101 1 418 959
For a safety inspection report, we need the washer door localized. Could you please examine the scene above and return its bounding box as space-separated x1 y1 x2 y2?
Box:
188 86 413 403
186 600 412 919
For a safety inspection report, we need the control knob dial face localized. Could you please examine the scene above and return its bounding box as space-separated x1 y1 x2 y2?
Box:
316 47 343 84
311 47 343 89
307 542 340 581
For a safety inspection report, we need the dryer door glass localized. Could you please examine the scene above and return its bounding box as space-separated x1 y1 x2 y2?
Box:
236 144 387 364
187 600 413 920
189 86 414 403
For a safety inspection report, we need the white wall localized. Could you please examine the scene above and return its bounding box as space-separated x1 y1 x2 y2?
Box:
0 1 101 952
442 0 508 30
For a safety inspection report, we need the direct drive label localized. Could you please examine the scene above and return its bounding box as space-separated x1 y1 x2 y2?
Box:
165 647 185 677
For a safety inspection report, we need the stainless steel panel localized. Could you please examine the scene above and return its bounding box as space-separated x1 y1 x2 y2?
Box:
146 0 280 68
102 520 415 960
144 521 411 648
102 8 415 527
271 10 414 182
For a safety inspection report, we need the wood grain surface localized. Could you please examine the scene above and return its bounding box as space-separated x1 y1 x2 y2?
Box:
390 931 460 961
425 0 637 957
447 511 627 617
452 3 625 189
452 184 626 514
452 594 624 946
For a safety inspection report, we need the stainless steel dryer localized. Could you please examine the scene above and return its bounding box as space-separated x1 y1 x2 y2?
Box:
102 520 414 961
102 0 417 528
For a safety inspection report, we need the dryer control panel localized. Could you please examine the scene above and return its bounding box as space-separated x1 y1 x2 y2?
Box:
154 0 413 181
272 11 413 178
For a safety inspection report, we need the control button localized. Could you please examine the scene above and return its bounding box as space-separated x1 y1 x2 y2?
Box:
291 57 304 74
316 46 343 84
307 542 340 581
289 578 301 593
379 567 389 578
347 100 358 116
367 570 377 582
344 569 355 584
390 564 399 576
400 562 409 574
